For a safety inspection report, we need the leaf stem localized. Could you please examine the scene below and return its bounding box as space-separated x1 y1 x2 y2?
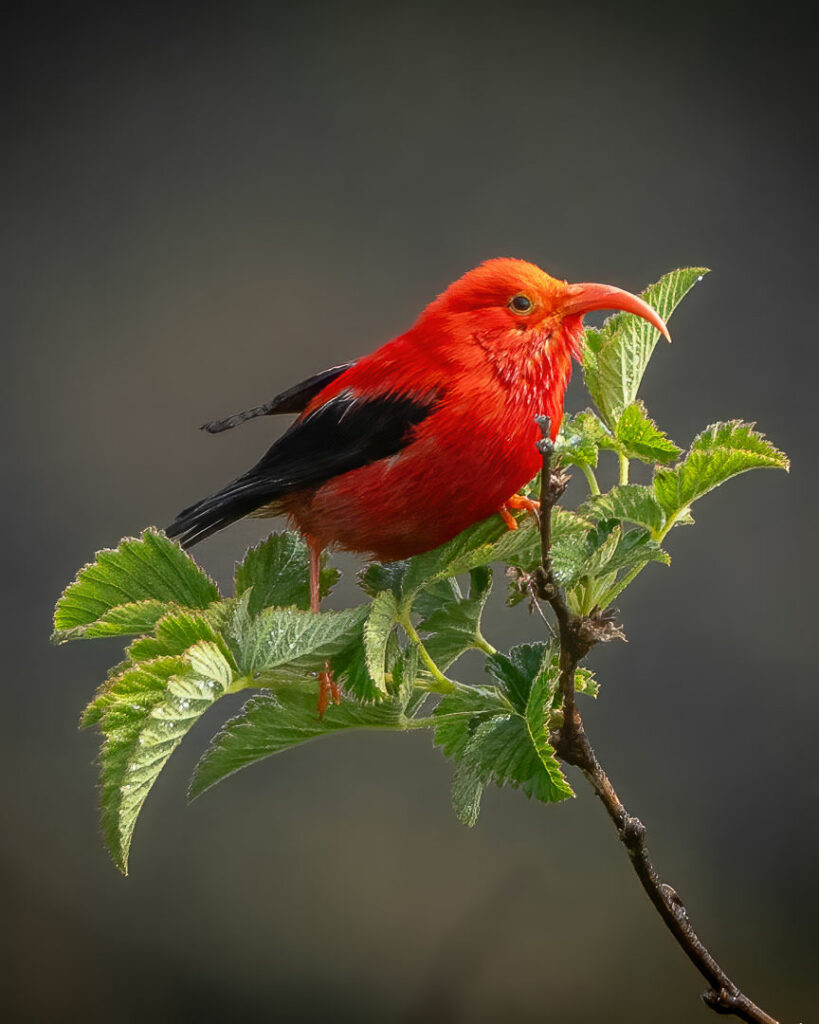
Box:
475 633 497 656
654 510 679 545
618 452 630 485
401 614 456 693
580 463 601 496
598 562 646 608
412 673 452 693
406 710 483 730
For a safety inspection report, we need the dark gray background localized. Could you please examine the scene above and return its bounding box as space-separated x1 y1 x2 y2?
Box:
3 3 816 1021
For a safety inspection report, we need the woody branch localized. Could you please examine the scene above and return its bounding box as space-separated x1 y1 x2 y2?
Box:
532 414 779 1024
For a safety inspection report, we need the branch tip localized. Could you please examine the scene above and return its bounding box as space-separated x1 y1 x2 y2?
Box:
534 414 552 437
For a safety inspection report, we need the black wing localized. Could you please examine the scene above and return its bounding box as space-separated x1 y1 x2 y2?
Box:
201 363 355 433
166 388 441 548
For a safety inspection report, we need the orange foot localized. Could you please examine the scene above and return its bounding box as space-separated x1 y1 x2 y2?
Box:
498 493 541 530
317 664 341 718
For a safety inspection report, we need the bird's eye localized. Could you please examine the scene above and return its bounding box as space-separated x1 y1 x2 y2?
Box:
509 294 533 314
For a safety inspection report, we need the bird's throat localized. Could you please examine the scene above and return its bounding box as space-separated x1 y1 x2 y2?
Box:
475 326 571 391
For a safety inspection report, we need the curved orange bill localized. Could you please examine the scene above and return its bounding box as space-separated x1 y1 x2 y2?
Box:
561 283 671 341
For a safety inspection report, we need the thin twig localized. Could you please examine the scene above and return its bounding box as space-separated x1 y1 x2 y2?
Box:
532 414 779 1024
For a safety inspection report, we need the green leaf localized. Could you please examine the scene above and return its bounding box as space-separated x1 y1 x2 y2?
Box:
548 525 592 589
554 411 609 469
366 505 590 608
392 646 421 709
489 507 593 581
567 521 669 585
488 507 596 586
548 520 615 592
402 518 510 595
331 619 403 704
432 664 572 828
485 643 552 714
604 528 670 575
402 509 563 598
524 672 575 800
364 590 400 695
573 665 599 698
590 531 670 609
654 421 790 521
485 640 598 708
419 567 492 670
329 638 373 703
53 529 220 642
451 762 486 827
432 686 512 761
488 519 543 570
125 609 233 664
189 686 412 799
583 268 709 427
358 561 408 599
99 641 234 872
412 578 462 620
59 600 171 640
234 532 338 616
581 523 623 578
224 598 369 681
81 655 187 729
453 714 573 826
581 484 666 535
615 402 682 465
186 640 235 689
562 522 670 613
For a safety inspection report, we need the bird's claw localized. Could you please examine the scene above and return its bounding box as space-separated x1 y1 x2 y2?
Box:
500 493 541 531
506 493 541 514
499 505 518 530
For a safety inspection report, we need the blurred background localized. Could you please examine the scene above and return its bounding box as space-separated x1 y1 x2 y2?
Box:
3 2 817 1021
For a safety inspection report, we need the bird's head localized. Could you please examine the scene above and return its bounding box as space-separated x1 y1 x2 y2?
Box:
418 257 669 365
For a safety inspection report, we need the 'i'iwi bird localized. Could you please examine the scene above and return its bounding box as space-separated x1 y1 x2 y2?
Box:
167 258 668 710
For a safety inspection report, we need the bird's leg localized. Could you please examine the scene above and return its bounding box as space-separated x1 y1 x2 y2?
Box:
308 537 340 717
308 539 322 615
498 492 541 531
316 669 339 718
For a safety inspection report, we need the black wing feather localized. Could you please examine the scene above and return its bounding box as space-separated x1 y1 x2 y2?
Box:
201 363 355 433
167 388 440 548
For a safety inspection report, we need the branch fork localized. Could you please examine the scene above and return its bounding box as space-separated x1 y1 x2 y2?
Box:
533 415 779 1024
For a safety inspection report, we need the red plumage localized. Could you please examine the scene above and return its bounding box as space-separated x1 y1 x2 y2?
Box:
284 263 579 560
167 257 667 711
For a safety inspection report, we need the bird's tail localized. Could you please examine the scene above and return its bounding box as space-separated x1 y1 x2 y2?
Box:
166 474 281 549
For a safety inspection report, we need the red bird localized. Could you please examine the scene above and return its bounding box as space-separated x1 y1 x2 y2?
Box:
167 258 667 708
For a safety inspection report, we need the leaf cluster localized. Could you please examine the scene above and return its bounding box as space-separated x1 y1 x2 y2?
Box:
53 267 788 872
